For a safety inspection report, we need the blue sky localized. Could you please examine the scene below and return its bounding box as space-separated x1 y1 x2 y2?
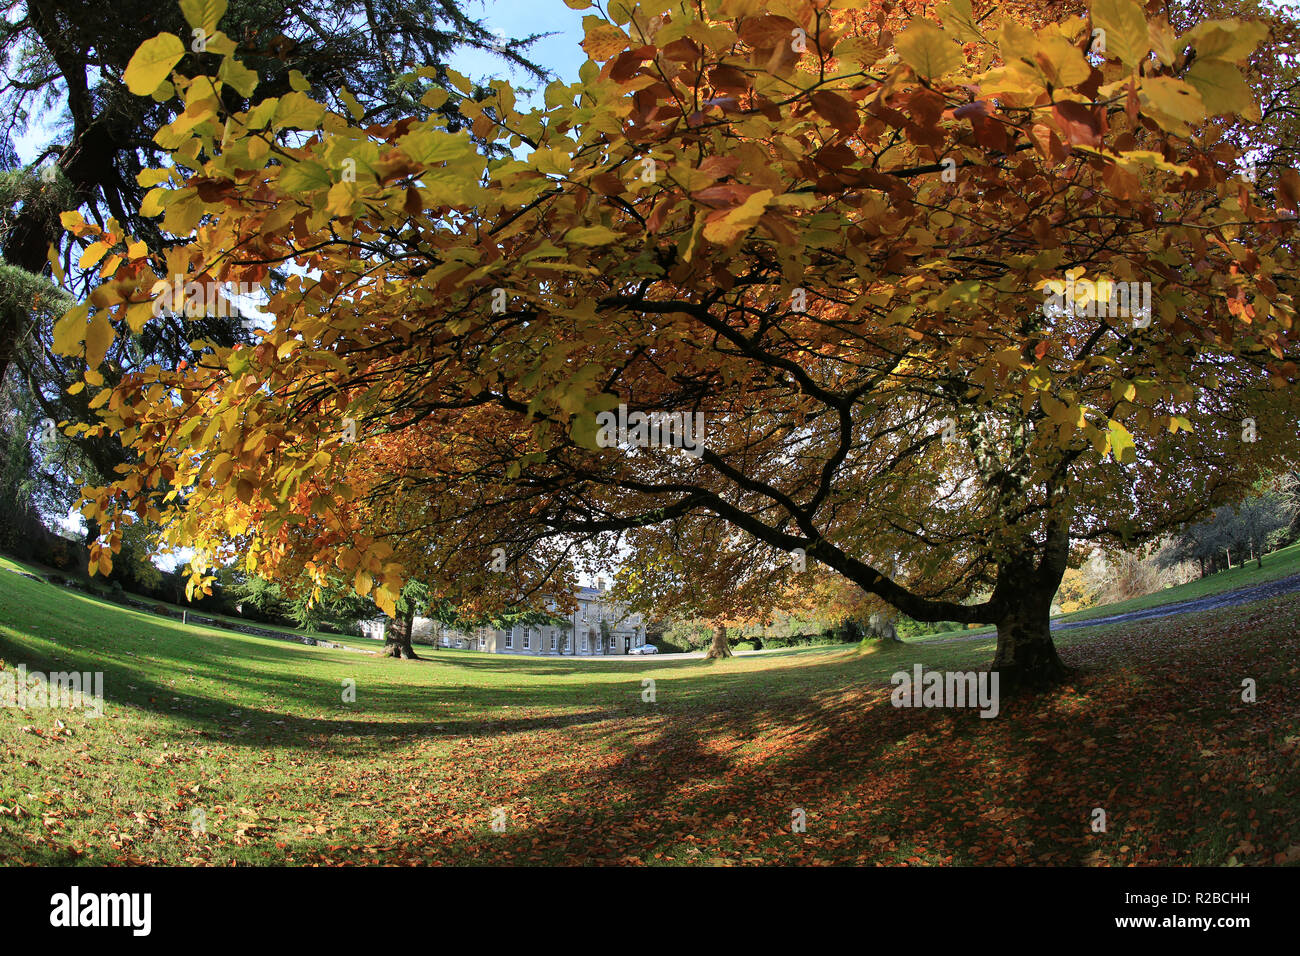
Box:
449 0 590 97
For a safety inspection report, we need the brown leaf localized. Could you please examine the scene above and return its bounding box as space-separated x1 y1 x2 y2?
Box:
810 90 859 135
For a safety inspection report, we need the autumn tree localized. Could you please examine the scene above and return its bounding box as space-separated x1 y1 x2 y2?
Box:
616 516 799 658
0 0 546 380
59 0 1300 689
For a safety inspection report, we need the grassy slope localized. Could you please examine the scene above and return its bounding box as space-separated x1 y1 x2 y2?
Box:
1053 540 1300 624
0 555 382 653
1 560 1297 866
906 541 1300 644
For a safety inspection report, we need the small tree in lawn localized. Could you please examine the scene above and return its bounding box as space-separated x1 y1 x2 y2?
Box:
385 580 430 659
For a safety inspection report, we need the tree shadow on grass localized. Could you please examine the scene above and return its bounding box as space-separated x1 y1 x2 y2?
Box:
438 596 1300 866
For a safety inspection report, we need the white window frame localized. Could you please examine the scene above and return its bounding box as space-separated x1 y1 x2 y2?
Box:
523 628 531 650
505 628 513 649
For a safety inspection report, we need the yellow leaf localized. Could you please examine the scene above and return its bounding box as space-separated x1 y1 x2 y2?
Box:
326 180 360 217
582 17 628 60
218 56 258 98
273 91 325 129
565 225 622 246
339 86 363 120
139 188 169 218
896 19 963 80
179 0 227 33
1034 34 1091 87
702 189 773 244
52 303 90 356
1108 419 1137 463
84 311 114 368
278 161 333 193
125 300 155 334
1185 19 1269 64
1186 60 1259 121
124 33 186 96
398 129 473 166
78 241 110 270
936 0 984 44
1138 77 1205 135
1148 16 1177 66
1091 0 1148 73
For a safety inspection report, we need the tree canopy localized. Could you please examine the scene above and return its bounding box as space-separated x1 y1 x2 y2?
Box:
54 0 1300 687
1 0 545 565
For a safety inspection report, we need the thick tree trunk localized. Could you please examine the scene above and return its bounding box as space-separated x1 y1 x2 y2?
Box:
992 582 1068 692
381 610 420 659
987 516 1073 693
705 623 732 659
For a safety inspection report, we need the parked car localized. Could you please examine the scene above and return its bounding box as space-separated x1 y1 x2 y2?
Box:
628 644 660 655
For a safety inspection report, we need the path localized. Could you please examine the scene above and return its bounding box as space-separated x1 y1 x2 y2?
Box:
921 571 1300 645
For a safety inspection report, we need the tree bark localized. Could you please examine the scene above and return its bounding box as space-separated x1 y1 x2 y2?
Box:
381 610 420 659
988 519 1072 693
993 601 1068 692
705 623 732 659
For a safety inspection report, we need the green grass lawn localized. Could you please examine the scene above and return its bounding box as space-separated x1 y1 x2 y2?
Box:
0 554 384 653
2 556 1298 866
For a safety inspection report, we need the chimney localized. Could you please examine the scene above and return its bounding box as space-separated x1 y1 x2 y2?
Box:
596 577 605 591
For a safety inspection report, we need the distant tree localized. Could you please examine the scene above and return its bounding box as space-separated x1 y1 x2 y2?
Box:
382 579 430 657
1161 482 1296 574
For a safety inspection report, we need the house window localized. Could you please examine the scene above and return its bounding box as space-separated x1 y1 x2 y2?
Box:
505 628 513 649
550 631 557 651
478 633 485 650
581 633 588 652
523 628 531 650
